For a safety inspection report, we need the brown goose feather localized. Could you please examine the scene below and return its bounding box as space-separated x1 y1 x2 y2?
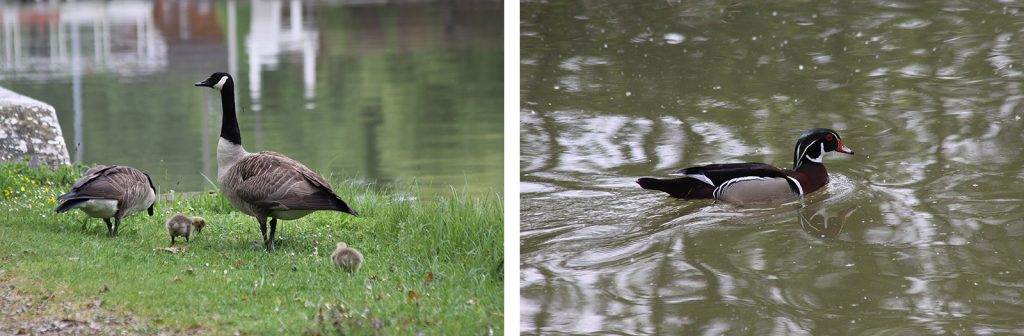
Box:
58 165 156 212
55 165 157 235
223 151 357 216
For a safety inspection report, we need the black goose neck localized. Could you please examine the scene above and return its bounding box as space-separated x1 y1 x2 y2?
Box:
218 81 242 145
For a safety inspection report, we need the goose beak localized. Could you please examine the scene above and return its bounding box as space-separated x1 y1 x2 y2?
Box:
836 144 854 155
195 80 212 87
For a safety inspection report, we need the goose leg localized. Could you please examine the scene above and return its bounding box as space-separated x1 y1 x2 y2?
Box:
266 218 278 251
104 218 113 235
256 218 268 243
112 215 122 236
170 236 176 247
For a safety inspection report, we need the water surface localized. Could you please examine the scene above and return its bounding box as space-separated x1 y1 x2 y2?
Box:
0 0 502 195
521 1 1024 334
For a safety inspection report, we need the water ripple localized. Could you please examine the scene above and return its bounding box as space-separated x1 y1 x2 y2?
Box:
522 0 1024 333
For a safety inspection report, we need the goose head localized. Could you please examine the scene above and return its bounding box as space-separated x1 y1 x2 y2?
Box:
191 216 207 233
195 72 233 91
792 128 854 170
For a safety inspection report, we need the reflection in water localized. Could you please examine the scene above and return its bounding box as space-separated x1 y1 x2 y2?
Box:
798 203 858 239
523 0 1024 334
247 0 318 112
0 1 502 195
0 2 166 78
0 1 167 163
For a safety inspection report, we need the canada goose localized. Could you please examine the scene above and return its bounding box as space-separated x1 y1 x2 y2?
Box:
195 72 358 251
165 213 206 246
55 165 156 236
331 242 364 273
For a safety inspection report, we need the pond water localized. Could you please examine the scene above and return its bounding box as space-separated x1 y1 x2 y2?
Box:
0 0 502 195
521 0 1024 334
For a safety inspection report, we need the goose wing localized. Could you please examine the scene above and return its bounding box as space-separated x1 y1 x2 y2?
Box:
231 152 357 215
59 165 122 202
58 166 154 212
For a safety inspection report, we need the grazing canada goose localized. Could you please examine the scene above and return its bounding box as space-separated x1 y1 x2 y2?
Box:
165 213 206 246
55 165 156 235
331 242 364 273
195 72 358 251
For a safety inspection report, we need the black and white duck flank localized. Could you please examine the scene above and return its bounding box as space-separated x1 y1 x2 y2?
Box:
637 128 854 204
195 72 358 251
55 165 156 235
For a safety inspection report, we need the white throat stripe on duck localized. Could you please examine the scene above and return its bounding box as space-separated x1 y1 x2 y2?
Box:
213 76 228 90
806 142 824 163
796 139 819 167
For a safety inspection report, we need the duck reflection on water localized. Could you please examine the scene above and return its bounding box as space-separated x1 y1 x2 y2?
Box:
797 203 858 239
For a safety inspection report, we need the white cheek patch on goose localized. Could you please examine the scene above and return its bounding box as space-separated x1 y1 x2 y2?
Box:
213 76 228 90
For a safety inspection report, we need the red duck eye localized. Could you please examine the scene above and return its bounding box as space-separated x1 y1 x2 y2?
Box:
825 134 834 141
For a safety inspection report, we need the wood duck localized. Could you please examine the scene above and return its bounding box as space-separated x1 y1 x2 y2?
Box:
637 128 854 204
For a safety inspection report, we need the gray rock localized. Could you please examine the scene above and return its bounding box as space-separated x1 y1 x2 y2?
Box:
0 87 70 167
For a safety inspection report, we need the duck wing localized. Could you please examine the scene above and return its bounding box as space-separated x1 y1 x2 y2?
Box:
670 162 790 186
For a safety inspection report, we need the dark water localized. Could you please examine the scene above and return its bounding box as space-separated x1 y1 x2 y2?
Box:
0 0 502 195
521 0 1024 334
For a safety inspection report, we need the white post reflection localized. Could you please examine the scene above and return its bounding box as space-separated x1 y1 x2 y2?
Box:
246 0 319 111
228 0 238 76
0 1 169 162
71 22 82 163
0 2 166 79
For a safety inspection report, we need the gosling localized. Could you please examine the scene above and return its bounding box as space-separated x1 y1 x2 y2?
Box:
165 214 206 246
331 242 364 273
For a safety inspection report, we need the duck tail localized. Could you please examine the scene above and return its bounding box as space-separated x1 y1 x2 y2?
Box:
637 177 712 199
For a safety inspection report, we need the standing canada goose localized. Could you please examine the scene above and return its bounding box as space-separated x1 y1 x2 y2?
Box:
165 213 207 246
55 165 156 235
195 72 358 251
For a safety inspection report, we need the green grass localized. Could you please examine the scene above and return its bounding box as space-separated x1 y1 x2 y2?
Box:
0 162 503 334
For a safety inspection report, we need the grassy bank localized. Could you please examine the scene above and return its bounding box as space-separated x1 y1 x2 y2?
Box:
0 163 503 334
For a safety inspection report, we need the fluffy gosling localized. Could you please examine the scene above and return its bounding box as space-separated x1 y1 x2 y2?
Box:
331 242 364 273
165 213 206 246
